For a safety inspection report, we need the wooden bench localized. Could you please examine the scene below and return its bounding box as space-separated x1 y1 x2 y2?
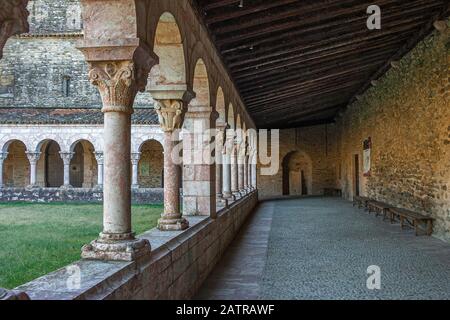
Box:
353 196 370 209
388 207 434 236
367 200 393 218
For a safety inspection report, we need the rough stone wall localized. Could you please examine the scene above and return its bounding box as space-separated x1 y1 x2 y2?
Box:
257 125 339 199
0 0 153 109
336 25 450 241
0 187 164 205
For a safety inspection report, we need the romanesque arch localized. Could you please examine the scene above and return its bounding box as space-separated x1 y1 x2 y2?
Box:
2 140 29 188
138 139 164 188
282 151 313 196
38 140 63 188
69 140 97 188
148 12 187 90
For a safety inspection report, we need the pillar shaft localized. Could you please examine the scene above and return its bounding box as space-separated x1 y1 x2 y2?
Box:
94 152 104 187
78 56 153 261
131 152 140 188
154 99 189 230
26 152 41 187
0 152 7 188
60 152 74 188
231 148 239 195
222 137 233 199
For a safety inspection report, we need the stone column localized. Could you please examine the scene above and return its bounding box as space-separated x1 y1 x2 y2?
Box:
94 152 104 188
0 152 8 188
26 152 41 188
222 131 234 200
237 141 245 194
182 107 217 218
243 153 249 191
59 152 74 188
131 152 141 189
231 142 240 198
215 122 227 205
78 51 154 261
252 153 257 189
154 99 189 230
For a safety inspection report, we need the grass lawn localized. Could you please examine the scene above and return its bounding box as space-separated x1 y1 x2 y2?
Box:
0 202 163 289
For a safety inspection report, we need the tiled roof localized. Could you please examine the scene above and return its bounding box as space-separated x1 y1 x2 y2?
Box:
0 108 159 125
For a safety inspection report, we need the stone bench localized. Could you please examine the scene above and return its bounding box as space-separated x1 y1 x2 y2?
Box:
388 207 435 236
367 200 393 218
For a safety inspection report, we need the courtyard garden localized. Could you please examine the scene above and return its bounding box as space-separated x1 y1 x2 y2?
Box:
0 202 163 289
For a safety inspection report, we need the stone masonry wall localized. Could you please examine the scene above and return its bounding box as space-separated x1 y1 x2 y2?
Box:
0 188 164 205
336 24 450 241
0 0 153 109
257 125 339 199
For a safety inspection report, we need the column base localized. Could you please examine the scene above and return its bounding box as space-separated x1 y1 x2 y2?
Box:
81 233 151 262
216 195 228 208
158 216 189 231
60 185 73 190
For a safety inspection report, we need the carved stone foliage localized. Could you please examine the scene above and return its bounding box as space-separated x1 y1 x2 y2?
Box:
0 0 29 59
87 61 138 114
154 100 186 132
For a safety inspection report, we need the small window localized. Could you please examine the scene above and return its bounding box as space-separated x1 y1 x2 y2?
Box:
62 76 71 97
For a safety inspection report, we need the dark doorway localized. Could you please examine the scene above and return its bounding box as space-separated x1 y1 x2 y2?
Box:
45 141 64 187
70 143 85 188
301 170 307 195
354 154 360 197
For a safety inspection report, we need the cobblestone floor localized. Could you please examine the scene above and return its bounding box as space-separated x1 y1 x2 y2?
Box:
197 197 450 300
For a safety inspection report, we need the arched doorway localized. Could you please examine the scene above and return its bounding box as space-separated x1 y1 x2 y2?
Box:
282 151 312 196
70 140 97 188
41 140 64 188
2 140 29 187
138 140 164 188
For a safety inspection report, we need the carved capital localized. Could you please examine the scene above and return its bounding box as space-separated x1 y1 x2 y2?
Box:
154 99 186 132
87 61 138 114
94 152 104 164
26 152 41 164
0 0 29 60
0 152 8 161
131 152 141 164
59 152 74 165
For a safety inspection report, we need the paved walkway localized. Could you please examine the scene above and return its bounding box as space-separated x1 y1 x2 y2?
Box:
196 197 450 300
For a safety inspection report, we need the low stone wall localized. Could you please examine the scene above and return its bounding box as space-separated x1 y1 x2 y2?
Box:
0 187 164 205
14 191 258 300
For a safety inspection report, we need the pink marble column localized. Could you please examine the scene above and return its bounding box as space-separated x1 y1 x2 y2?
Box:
215 122 227 206
77 51 155 261
155 99 189 231
231 144 239 198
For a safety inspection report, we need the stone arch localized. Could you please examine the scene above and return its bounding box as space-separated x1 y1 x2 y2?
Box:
216 87 226 123
227 103 235 129
148 12 187 91
191 58 210 108
282 151 313 196
37 139 64 188
69 140 98 188
138 139 164 188
2 140 29 188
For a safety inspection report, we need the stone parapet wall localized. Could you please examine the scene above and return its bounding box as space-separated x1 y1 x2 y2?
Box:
15 191 258 300
0 187 164 205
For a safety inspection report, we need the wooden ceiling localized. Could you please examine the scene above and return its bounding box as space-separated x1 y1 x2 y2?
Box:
192 0 450 129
